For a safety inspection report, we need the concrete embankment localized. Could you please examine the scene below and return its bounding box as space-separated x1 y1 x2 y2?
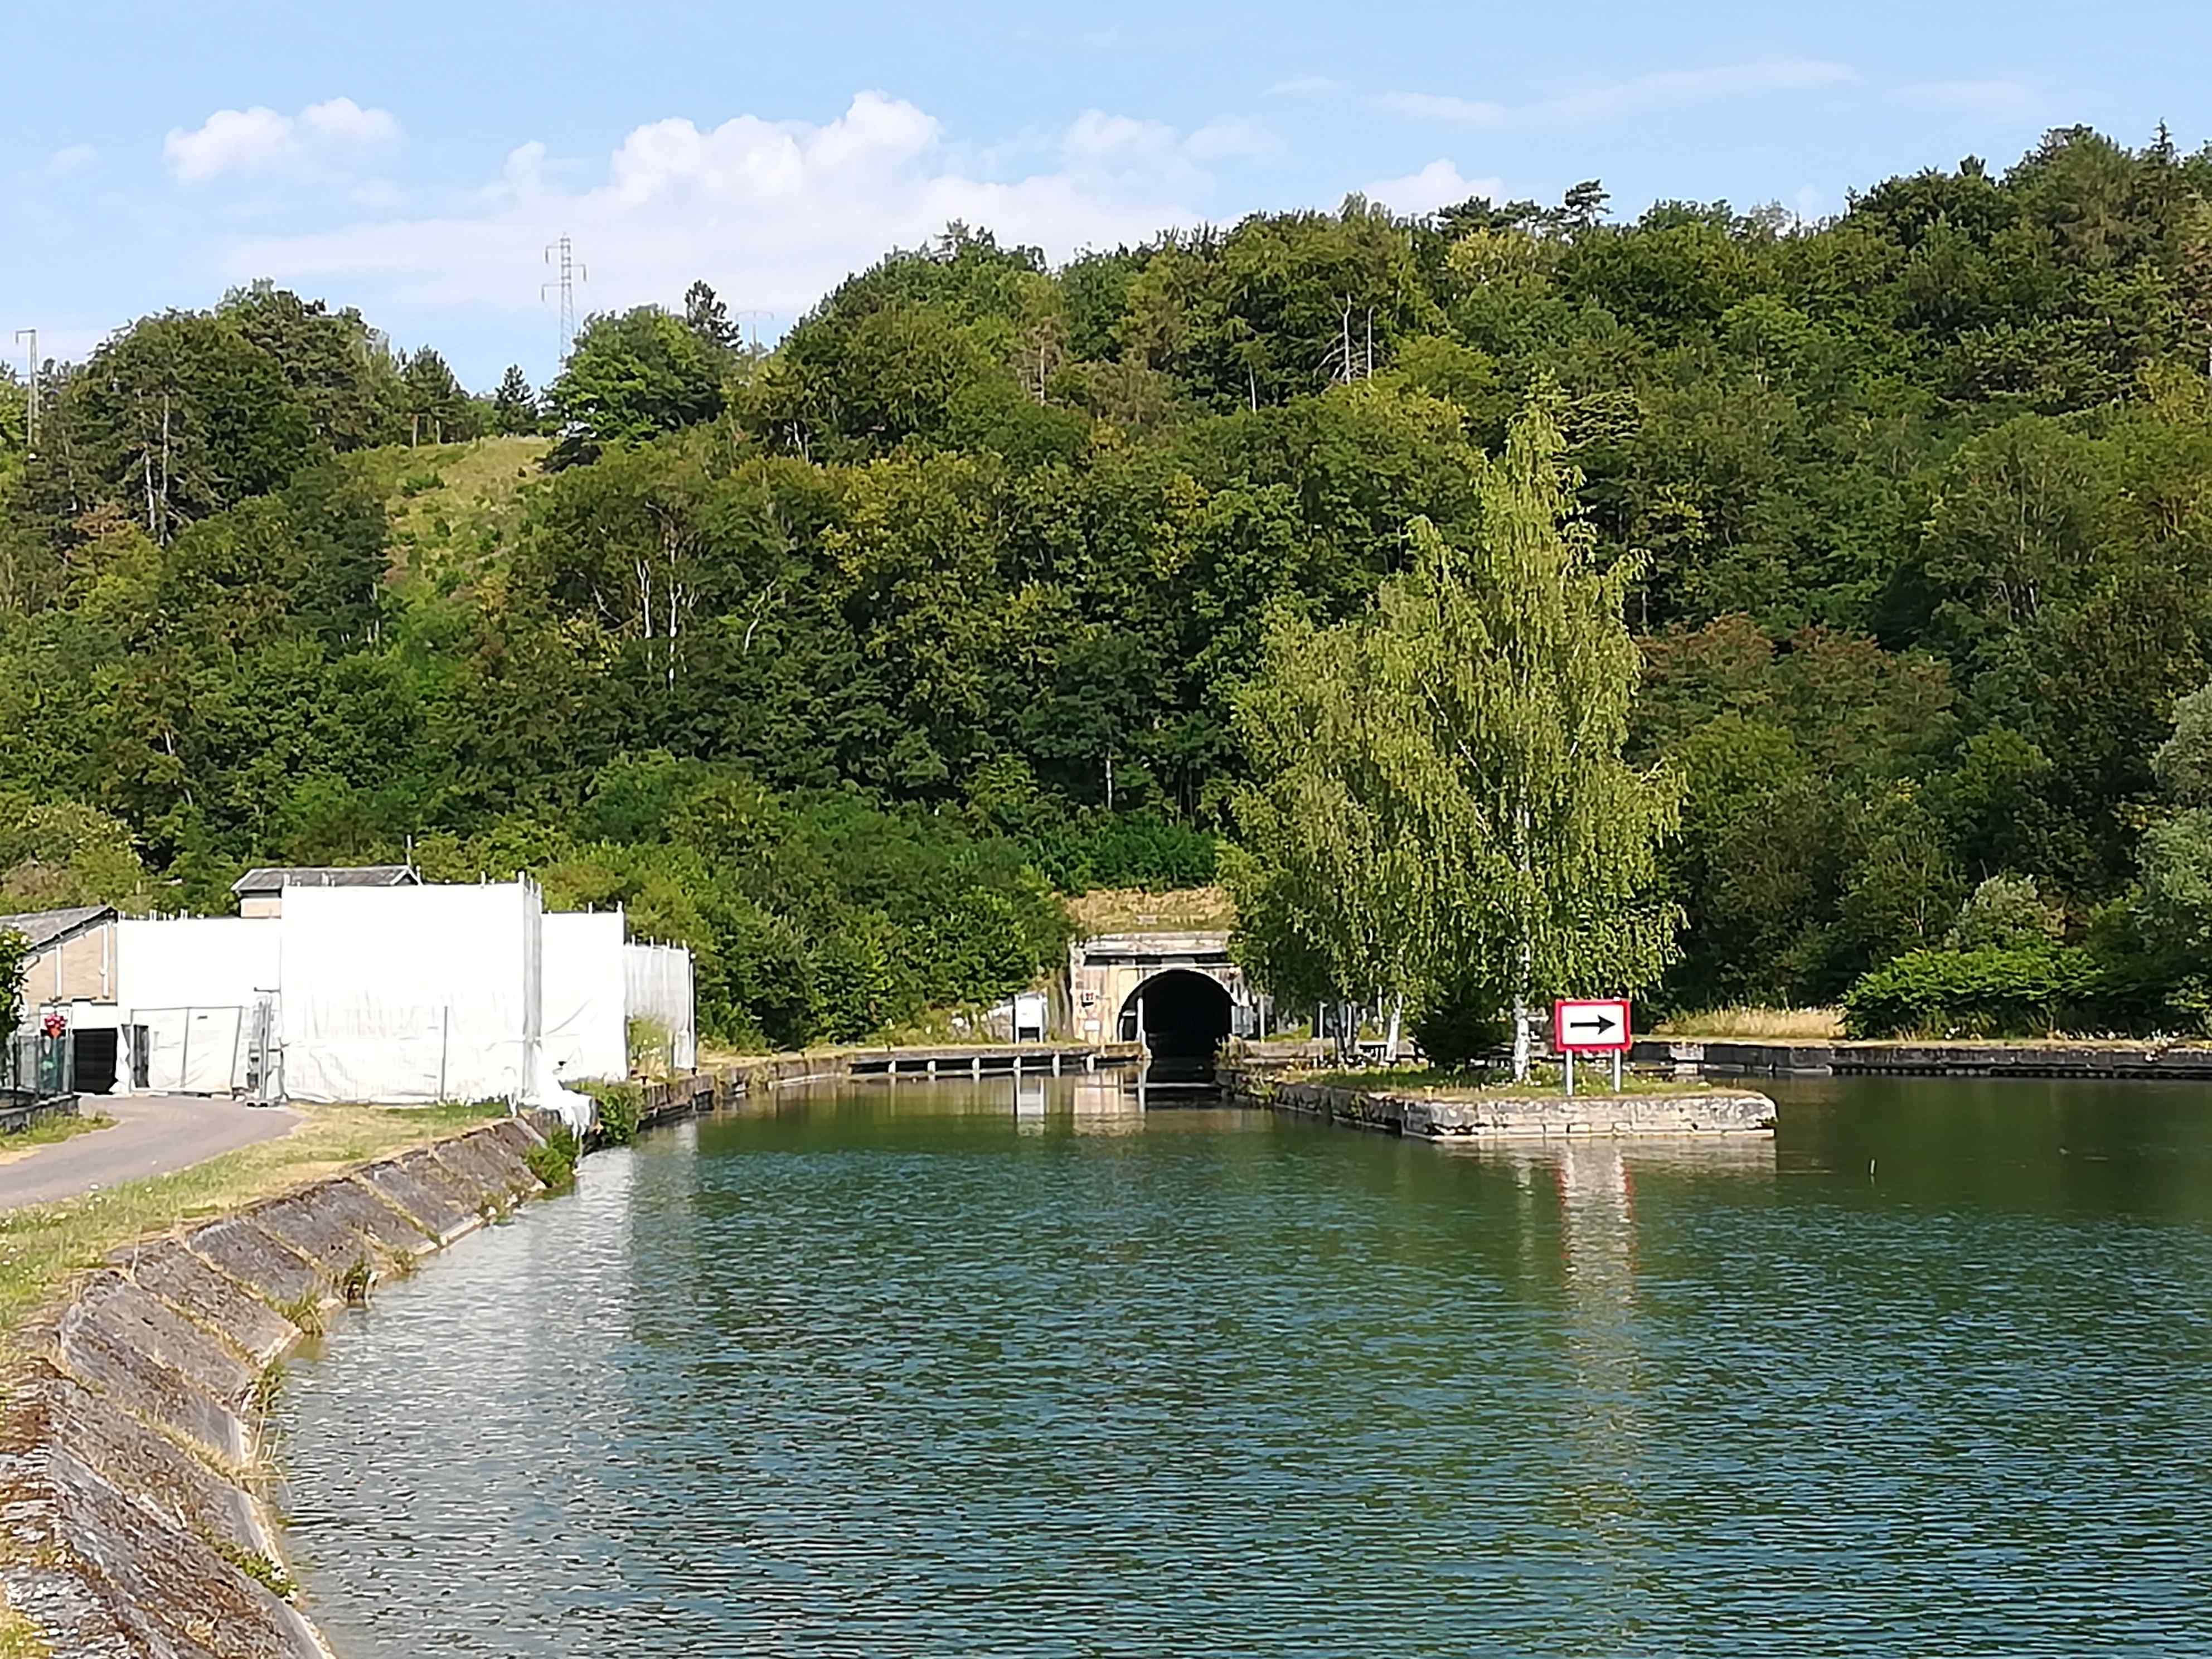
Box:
628 1041 1146 1131
1219 1064 1776 1139
1632 1037 2212 1080
0 1117 555 1659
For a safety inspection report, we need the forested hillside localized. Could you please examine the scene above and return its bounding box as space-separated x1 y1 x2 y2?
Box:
9 124 2212 1042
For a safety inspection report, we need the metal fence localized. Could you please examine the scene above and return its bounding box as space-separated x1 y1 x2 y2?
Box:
2 1030 73 1101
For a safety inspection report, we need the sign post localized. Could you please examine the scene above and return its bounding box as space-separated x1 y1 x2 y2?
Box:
1553 998 1633 1095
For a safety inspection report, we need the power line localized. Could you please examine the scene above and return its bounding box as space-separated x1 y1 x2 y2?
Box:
541 237 587 367
13 329 37 454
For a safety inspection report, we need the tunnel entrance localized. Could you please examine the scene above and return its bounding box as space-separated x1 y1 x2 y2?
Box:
1118 969 1233 1081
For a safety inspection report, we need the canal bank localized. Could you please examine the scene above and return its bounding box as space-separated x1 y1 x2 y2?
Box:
1633 1036 2212 1079
0 1115 559 1658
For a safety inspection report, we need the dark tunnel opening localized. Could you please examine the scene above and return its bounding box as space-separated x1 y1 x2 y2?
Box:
1118 969 1233 1081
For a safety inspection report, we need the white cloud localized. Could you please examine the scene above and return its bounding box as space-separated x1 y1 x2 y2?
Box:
1380 91 1507 127
1268 75 1337 97
300 97 402 146
1364 159 1505 217
46 144 98 177
1385 59 1855 130
217 93 1218 328
1894 78 2034 117
164 96 401 183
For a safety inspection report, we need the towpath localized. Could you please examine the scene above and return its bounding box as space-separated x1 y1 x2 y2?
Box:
0 1094 299 1209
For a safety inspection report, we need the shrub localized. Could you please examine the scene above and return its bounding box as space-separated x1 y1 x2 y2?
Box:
1409 972 1511 1071
580 1080 643 1146
1944 874 2063 952
1842 947 2104 1038
525 1122 580 1186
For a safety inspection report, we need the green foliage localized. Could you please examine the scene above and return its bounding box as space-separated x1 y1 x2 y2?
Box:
0 929 30 1038
525 1122 581 1186
1841 947 2107 1039
547 308 724 460
580 1080 643 1146
1946 874 2063 951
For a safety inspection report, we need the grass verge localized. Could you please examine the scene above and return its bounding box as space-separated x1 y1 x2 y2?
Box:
0 1100 506 1357
0 1114 117 1162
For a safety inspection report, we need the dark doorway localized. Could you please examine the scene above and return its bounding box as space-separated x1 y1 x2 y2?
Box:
71 1027 118 1095
1119 970 1233 1081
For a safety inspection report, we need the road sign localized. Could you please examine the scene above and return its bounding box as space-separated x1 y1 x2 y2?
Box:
1553 998 1632 1053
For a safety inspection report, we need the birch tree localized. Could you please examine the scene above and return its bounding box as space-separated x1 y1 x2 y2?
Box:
1226 389 1680 1078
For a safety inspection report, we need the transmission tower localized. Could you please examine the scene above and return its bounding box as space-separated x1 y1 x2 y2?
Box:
541 237 587 365
13 329 37 453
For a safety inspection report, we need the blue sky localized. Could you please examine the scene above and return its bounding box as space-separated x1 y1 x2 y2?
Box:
8 0 2211 389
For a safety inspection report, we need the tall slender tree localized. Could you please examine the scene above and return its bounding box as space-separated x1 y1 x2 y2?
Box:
1226 390 1681 1077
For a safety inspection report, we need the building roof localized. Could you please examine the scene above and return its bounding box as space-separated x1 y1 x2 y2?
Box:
230 865 421 896
0 905 118 950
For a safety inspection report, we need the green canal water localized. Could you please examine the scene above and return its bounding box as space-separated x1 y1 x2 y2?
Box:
274 1074 2212 1656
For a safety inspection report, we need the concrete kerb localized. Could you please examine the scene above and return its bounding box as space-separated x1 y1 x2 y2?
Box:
0 1114 555 1659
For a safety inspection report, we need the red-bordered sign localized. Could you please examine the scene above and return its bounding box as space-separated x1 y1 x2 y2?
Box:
1553 998 1631 1052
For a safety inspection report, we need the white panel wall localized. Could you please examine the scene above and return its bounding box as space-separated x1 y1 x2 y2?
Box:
542 910 629 1084
280 882 543 1105
623 943 697 1071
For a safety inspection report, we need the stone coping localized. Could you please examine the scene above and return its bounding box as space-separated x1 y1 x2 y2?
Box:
1629 1036 2212 1078
0 1115 555 1658
1220 1065 1776 1140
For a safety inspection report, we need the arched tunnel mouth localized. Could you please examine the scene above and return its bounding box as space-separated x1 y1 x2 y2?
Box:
1119 969 1233 1082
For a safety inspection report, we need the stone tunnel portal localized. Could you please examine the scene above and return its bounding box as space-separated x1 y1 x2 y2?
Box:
1119 969 1233 1077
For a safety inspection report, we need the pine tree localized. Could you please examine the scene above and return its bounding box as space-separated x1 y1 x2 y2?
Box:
1225 388 1681 1077
683 280 739 353
491 364 539 435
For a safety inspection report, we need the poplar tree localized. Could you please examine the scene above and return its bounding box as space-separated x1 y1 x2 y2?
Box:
1226 389 1681 1078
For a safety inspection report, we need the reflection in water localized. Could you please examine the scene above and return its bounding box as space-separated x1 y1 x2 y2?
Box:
278 1078 2212 1658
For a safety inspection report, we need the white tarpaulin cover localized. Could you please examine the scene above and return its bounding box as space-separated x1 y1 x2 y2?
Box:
624 942 697 1071
280 882 544 1105
117 916 279 1013
117 917 280 1093
542 910 628 1084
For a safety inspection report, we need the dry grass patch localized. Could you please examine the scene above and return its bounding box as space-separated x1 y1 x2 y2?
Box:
0 1100 506 1356
1066 885 1236 935
1651 1006 1845 1040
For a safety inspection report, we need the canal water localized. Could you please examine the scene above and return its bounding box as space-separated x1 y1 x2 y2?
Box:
274 1075 2212 1657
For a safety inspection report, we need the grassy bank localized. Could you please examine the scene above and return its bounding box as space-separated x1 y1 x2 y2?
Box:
0 1100 507 1355
1296 1065 1715 1102
0 1113 115 1162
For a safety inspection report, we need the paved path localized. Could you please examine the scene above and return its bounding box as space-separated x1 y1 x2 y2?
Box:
0 1094 300 1210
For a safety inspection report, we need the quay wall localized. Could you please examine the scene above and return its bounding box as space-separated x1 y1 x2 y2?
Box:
1218 1064 1776 1139
1631 1037 2212 1080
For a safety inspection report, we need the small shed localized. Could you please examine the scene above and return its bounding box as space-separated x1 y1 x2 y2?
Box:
231 864 419 919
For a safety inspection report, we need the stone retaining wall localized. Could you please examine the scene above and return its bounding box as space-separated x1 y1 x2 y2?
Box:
1220 1065 1776 1139
1629 1036 2212 1079
0 1117 554 1658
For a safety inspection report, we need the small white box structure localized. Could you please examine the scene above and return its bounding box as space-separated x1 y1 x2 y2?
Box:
624 942 698 1071
115 917 280 1094
280 881 545 1106
541 910 629 1085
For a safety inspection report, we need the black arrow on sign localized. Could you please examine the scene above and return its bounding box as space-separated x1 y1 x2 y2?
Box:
1567 1013 1618 1034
